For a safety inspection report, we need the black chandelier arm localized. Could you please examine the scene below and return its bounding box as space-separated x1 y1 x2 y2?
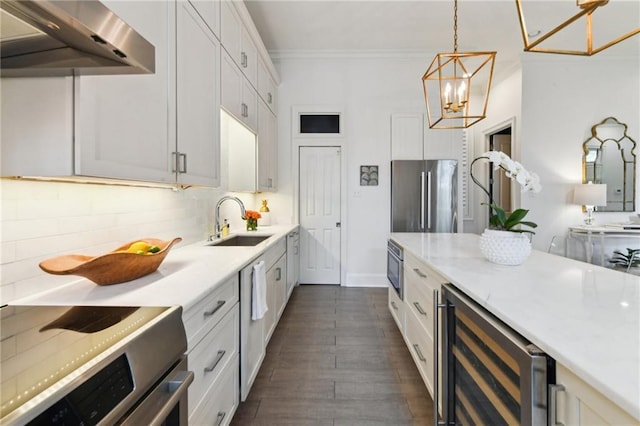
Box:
469 156 495 206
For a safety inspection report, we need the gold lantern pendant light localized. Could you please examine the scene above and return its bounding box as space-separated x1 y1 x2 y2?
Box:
516 0 640 56
422 0 496 129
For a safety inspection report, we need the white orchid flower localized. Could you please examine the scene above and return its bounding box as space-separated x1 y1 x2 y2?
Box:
476 151 542 193
483 151 503 164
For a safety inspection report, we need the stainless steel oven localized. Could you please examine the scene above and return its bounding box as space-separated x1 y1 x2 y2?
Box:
0 305 193 426
387 239 403 299
434 284 555 426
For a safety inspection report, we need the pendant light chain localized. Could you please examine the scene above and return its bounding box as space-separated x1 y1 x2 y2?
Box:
453 0 458 53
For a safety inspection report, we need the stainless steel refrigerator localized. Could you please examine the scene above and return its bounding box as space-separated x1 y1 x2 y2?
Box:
390 159 458 232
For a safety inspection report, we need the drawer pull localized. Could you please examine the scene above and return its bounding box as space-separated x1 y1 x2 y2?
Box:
413 268 427 278
413 344 427 362
204 300 226 316
391 301 398 310
413 301 427 316
215 411 226 426
204 350 226 373
276 267 282 281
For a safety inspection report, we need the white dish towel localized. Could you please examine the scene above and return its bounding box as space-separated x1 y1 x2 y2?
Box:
251 261 268 320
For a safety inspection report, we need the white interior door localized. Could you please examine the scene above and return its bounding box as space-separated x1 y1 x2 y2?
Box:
299 146 341 284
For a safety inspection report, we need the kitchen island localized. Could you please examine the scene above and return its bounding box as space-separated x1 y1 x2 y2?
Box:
390 232 640 424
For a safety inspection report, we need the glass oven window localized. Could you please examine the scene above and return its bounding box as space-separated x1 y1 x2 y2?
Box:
453 309 521 425
387 253 400 288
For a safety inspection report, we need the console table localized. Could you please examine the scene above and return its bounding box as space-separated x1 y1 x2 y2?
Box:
568 225 640 266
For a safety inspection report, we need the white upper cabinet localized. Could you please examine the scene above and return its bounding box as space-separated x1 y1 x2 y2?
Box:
391 113 425 160
240 27 258 88
176 1 221 187
188 0 220 38
221 1 257 88
1 77 74 177
257 99 277 192
75 0 175 183
257 55 277 113
221 50 257 132
391 112 463 160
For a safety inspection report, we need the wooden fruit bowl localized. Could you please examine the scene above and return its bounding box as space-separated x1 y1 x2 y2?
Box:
39 237 182 285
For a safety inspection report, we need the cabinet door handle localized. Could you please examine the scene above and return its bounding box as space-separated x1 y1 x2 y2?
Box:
268 177 273 188
267 92 272 104
549 384 566 426
294 247 299 255
204 300 226 316
412 344 426 362
241 102 248 118
391 301 398 310
413 268 427 278
215 411 226 426
413 301 427 316
241 52 247 68
178 153 187 174
276 267 282 281
204 350 226 373
172 151 178 173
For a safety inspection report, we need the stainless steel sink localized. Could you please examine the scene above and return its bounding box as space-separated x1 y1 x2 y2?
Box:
207 235 272 247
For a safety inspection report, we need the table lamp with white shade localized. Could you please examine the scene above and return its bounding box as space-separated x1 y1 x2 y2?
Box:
573 182 607 225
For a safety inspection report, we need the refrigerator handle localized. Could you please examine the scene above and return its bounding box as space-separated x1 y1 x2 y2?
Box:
420 172 425 230
427 171 432 230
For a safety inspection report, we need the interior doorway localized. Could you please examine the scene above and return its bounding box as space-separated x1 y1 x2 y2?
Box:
488 127 513 214
298 146 342 285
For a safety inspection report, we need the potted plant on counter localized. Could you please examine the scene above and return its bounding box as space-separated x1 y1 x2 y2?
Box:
470 151 542 265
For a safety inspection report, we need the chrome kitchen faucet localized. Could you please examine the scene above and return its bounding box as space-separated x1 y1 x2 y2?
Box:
211 196 246 240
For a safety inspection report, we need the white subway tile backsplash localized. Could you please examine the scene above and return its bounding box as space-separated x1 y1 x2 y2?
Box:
1 180 220 304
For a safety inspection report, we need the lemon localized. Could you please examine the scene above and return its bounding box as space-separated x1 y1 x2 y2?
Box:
127 241 150 253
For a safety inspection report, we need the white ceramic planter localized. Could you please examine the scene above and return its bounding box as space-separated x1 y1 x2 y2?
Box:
479 229 532 266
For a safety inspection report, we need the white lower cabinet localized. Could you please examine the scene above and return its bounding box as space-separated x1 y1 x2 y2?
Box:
265 253 286 343
388 286 404 333
184 276 239 424
405 310 435 395
286 229 300 301
554 364 638 426
390 250 446 401
190 353 239 426
240 237 287 401
240 256 266 401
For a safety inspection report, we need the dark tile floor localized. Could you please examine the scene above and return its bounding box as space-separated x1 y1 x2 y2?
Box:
230 285 434 426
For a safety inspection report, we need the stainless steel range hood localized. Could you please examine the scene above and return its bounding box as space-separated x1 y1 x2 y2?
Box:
1 0 155 77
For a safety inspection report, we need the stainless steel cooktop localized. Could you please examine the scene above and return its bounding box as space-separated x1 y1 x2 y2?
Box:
0 304 186 424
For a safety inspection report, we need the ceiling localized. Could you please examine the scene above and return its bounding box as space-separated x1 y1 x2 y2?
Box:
245 0 640 68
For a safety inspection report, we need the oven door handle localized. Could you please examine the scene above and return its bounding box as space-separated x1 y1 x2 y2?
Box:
120 369 194 426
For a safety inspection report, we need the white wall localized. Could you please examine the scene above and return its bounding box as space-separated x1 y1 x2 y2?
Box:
467 65 523 235
520 54 639 252
273 54 430 286
468 53 640 253
273 54 498 286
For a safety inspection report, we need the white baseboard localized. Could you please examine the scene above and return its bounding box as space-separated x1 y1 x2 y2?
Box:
344 273 388 287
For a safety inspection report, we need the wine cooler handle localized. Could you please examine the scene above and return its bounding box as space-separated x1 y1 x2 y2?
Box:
433 288 445 426
420 172 426 230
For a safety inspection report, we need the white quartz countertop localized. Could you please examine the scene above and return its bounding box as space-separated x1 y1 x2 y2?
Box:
12 225 298 313
390 232 640 421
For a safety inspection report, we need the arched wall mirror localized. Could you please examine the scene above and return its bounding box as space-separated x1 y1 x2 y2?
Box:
583 117 637 212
